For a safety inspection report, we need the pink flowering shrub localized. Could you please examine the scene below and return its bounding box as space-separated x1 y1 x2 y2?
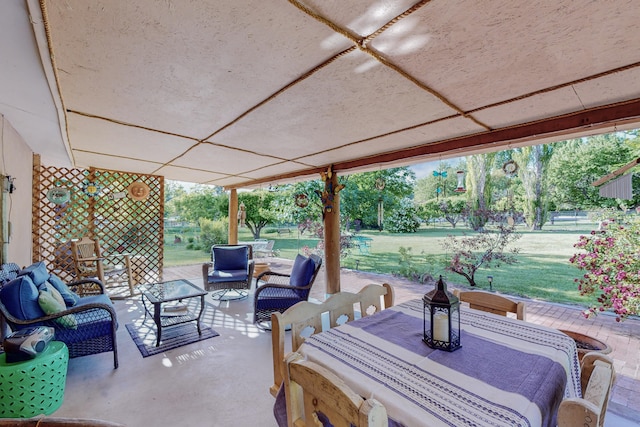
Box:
569 216 640 321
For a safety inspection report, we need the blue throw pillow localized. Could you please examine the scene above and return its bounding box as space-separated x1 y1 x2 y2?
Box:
0 276 45 320
18 261 50 286
48 274 80 307
214 246 248 271
289 255 315 287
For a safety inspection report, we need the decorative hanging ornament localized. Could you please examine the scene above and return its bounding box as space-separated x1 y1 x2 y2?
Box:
375 177 386 191
237 202 246 227
82 182 102 197
378 195 384 230
294 193 309 208
503 160 518 176
47 187 71 204
127 181 150 201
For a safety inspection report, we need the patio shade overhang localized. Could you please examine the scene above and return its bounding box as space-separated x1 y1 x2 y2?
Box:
3 0 640 189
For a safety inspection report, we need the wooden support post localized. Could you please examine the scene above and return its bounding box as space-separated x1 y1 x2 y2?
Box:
324 193 340 295
319 165 344 295
229 189 238 244
31 154 42 263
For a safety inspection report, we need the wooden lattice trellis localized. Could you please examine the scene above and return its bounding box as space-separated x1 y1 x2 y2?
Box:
32 155 164 293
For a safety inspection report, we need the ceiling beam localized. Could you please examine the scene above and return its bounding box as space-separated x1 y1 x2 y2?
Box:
228 98 640 189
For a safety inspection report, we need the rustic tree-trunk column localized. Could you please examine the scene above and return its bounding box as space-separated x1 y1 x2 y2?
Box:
228 189 238 244
319 165 344 295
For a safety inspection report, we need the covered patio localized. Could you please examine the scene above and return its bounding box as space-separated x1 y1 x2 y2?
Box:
38 261 636 425
3 0 640 277
1 1 640 426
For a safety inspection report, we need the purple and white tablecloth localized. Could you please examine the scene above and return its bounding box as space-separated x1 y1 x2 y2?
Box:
278 299 581 427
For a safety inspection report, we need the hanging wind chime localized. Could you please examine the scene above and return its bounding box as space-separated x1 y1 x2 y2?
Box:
433 170 447 199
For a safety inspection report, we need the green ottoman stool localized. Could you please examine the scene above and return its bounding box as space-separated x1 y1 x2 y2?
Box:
0 341 69 418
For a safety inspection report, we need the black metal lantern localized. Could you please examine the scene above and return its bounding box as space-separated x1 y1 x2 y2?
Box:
423 276 461 351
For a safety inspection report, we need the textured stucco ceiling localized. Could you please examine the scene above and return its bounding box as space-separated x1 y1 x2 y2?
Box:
3 0 640 188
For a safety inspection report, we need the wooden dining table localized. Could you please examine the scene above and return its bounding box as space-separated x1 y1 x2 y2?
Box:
275 298 582 427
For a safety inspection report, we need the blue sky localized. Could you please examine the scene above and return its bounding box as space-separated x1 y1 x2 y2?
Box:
409 156 466 179
172 159 459 188
409 161 438 179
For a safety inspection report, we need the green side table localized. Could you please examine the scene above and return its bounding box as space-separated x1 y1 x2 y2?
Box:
0 341 69 418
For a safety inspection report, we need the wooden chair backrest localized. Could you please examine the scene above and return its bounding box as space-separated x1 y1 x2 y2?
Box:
558 352 615 427
453 289 526 320
270 283 394 397
71 237 104 280
284 352 388 427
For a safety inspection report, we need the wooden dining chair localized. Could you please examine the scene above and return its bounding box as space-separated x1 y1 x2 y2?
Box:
71 237 135 298
557 352 615 427
270 283 393 396
453 289 526 320
283 351 388 427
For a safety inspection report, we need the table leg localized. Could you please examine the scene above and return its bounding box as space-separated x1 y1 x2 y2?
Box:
153 302 162 347
196 294 205 336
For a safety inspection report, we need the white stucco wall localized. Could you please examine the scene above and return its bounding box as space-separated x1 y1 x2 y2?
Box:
1 114 34 267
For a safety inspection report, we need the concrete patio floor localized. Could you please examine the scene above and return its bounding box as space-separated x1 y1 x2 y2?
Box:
50 258 639 426
164 258 640 425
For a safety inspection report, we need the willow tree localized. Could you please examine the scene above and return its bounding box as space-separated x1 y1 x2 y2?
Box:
466 153 495 230
513 144 554 230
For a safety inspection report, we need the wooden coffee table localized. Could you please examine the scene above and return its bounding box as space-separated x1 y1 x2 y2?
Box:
141 279 207 347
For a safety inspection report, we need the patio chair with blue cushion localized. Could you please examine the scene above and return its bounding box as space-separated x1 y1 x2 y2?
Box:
253 254 322 328
0 262 119 368
202 244 255 301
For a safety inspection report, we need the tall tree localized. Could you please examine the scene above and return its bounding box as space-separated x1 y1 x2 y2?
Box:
271 181 324 227
171 186 227 223
466 153 495 230
513 144 554 230
238 190 278 239
164 181 188 218
547 134 634 209
339 168 415 230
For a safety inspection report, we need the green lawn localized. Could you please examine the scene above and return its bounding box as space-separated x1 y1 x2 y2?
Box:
163 222 600 307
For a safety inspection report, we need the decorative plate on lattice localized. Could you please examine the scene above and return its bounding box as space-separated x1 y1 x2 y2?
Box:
82 182 102 197
127 181 150 201
46 188 71 204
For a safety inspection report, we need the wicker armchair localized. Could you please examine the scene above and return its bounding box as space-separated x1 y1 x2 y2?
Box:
0 263 118 368
253 254 322 328
202 245 255 301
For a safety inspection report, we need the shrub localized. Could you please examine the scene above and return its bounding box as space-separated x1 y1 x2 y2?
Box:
199 217 228 252
396 247 444 284
441 224 521 287
386 199 421 233
570 214 640 321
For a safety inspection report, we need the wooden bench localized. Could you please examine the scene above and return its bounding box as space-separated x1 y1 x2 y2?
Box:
270 283 394 397
276 228 292 236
